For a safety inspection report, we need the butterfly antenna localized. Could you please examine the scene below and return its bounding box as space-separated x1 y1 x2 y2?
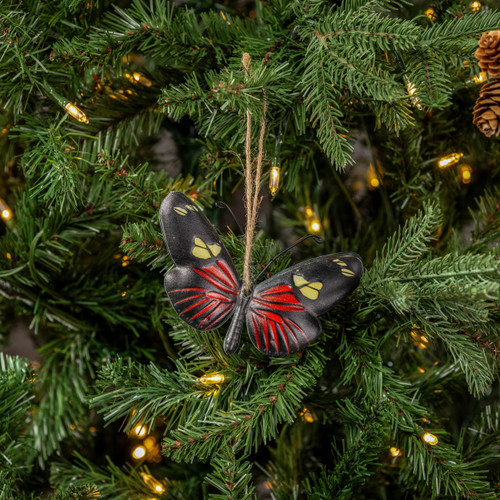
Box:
254 234 323 283
215 201 244 235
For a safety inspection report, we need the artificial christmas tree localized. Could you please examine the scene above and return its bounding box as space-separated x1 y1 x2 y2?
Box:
0 0 499 498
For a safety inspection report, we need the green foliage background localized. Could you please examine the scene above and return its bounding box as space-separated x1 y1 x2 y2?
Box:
0 0 499 498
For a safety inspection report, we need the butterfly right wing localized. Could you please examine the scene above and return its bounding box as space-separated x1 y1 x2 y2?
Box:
160 191 242 331
246 252 363 356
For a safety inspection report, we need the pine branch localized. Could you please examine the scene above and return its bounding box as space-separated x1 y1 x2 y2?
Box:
404 49 451 108
299 46 353 169
0 354 35 490
204 450 255 500
29 333 95 462
420 11 500 48
303 400 386 499
368 202 442 280
51 454 176 499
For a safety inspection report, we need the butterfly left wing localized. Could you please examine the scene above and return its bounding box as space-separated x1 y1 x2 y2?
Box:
159 191 242 331
246 252 363 356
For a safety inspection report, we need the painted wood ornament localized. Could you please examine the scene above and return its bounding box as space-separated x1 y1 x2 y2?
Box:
159 191 363 356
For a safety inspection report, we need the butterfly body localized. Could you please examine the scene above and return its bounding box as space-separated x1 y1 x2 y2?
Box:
224 290 253 354
160 191 363 356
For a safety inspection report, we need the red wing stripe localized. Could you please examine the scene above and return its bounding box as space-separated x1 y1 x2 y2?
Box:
251 315 261 350
175 293 206 305
217 261 238 288
253 297 304 311
204 303 234 329
208 291 232 302
200 301 233 327
284 318 310 344
278 323 290 354
254 309 284 324
190 300 218 321
260 285 293 296
194 268 237 295
180 297 210 316
282 321 300 350
269 321 280 355
203 266 235 290
256 293 301 303
262 318 270 353
170 287 206 293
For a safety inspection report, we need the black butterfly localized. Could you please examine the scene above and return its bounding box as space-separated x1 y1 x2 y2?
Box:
159 191 363 356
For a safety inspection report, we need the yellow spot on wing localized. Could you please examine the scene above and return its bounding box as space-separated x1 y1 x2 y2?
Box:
300 285 321 300
192 238 222 259
174 206 188 215
193 247 211 259
293 274 323 300
208 244 221 256
293 275 308 287
330 258 347 266
341 268 355 277
186 204 199 211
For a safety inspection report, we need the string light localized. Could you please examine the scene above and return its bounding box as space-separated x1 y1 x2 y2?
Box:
406 80 423 110
367 163 382 189
308 218 321 234
304 206 322 234
125 72 152 87
198 373 225 385
269 166 281 196
122 255 130 267
473 72 487 84
299 408 315 423
140 472 165 494
390 447 402 457
410 326 429 349
64 102 89 124
134 424 147 438
0 199 13 221
424 8 436 20
204 388 220 398
470 1 481 11
461 165 472 184
132 445 146 459
44 85 90 124
438 152 463 169
422 432 438 446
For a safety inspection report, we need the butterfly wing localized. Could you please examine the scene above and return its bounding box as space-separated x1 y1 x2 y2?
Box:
160 191 241 330
246 252 363 356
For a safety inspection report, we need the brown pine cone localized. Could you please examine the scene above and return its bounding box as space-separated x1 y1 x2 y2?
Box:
475 31 500 78
473 80 500 137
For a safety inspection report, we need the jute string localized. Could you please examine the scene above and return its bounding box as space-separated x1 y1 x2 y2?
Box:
241 53 266 293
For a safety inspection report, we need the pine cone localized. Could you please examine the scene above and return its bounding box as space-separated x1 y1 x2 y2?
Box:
475 31 500 78
473 80 500 137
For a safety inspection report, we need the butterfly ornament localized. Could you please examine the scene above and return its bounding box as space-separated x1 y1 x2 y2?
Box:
160 191 363 357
